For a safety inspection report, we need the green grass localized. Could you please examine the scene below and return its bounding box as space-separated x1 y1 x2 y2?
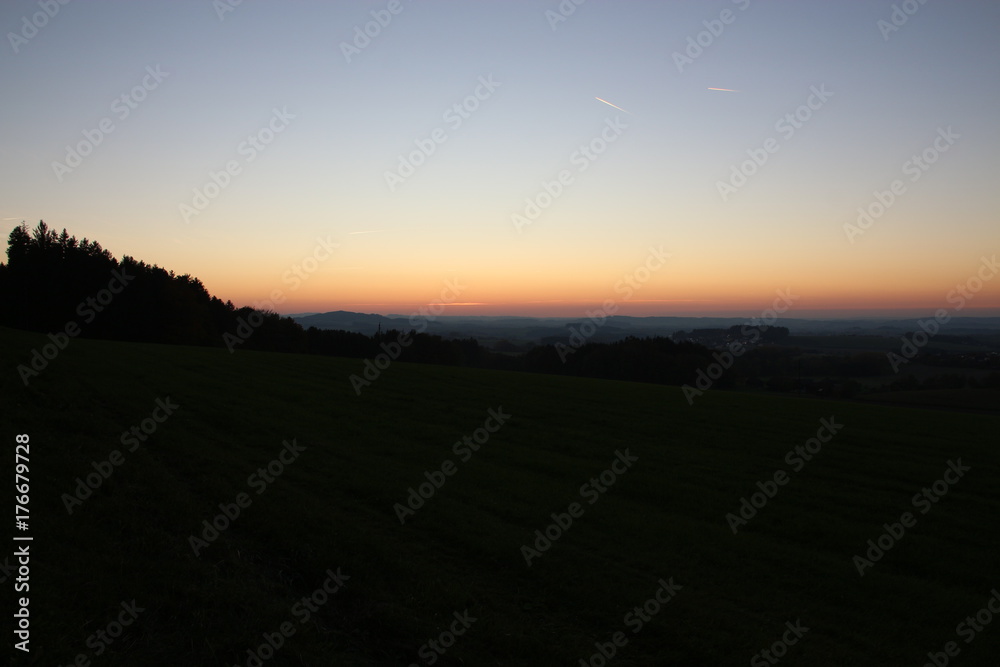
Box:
3 326 999 666
859 388 1000 412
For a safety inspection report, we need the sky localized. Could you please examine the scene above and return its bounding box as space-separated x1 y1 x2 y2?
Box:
1 0 998 318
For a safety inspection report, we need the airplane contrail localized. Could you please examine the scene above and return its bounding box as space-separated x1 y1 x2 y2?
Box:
707 88 739 92
348 230 385 235
595 97 633 115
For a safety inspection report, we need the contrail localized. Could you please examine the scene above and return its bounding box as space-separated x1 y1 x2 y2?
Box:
595 97 632 115
707 88 739 92
348 230 385 235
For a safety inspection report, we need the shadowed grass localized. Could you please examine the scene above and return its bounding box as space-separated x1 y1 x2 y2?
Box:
2 326 998 666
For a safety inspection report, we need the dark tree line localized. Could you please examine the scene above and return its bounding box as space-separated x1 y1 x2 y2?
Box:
0 221 297 348
9 221 971 397
0 222 720 384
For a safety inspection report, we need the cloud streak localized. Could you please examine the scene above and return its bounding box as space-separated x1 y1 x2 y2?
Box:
595 97 632 115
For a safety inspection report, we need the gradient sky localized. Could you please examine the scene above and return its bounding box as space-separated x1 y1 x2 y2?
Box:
2 0 998 317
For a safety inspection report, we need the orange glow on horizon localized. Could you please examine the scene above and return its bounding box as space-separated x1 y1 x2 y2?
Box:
184 239 998 319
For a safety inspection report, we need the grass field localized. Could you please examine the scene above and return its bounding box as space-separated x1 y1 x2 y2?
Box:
3 326 999 666
859 388 1000 413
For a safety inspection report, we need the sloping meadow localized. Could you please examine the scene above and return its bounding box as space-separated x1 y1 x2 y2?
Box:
2 326 998 666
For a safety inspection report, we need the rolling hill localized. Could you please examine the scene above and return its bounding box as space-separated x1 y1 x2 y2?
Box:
3 325 998 666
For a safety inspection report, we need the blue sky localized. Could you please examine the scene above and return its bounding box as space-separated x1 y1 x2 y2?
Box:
2 0 998 316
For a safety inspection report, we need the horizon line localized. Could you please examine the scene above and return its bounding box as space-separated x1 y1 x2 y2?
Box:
282 307 1000 320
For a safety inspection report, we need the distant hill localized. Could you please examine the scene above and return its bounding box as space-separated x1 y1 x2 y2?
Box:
293 310 1000 344
293 310 402 333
